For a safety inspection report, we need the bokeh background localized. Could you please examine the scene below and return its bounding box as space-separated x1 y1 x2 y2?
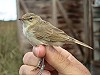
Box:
0 0 23 75
0 0 100 75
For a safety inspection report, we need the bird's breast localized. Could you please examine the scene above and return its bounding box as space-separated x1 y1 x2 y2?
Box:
22 26 44 46
23 27 26 36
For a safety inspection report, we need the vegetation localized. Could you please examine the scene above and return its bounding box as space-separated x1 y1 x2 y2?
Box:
0 21 24 75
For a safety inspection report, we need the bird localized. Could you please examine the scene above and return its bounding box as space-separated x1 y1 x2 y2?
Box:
19 13 93 75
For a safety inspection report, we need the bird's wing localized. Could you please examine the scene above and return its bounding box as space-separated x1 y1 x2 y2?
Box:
31 21 93 49
31 21 70 42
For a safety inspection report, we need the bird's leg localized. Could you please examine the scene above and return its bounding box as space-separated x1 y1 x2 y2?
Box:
32 58 45 75
33 58 42 70
37 58 45 75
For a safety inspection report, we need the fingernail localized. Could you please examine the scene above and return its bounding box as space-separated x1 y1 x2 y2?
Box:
33 46 40 57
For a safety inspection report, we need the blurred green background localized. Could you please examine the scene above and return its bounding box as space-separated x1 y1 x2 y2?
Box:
0 21 23 75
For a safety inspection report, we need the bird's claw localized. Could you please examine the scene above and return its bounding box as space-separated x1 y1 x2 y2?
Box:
32 58 45 75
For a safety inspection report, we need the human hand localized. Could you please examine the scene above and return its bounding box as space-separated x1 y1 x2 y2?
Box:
19 45 91 75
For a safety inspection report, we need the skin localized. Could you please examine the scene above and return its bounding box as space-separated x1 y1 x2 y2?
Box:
19 45 91 75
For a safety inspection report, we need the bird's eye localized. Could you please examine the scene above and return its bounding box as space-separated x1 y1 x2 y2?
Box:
29 17 33 20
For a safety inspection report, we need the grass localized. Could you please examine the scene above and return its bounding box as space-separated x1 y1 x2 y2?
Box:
0 21 24 75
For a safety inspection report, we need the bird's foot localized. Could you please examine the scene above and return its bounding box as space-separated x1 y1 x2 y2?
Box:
32 58 45 75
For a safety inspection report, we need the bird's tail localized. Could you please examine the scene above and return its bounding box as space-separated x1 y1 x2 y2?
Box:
67 37 93 49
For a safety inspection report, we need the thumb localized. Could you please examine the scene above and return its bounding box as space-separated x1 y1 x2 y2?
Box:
33 45 91 75
45 46 71 74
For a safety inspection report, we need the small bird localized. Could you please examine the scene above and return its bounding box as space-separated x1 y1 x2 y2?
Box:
19 13 93 75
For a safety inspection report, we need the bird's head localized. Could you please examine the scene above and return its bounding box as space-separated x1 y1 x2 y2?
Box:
19 13 41 27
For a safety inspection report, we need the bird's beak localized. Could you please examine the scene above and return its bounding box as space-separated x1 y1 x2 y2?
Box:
18 18 22 20
19 18 26 21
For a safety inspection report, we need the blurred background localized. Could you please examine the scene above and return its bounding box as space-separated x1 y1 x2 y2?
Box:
0 0 100 75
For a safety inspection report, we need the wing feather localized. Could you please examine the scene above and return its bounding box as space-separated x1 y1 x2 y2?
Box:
31 21 68 42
